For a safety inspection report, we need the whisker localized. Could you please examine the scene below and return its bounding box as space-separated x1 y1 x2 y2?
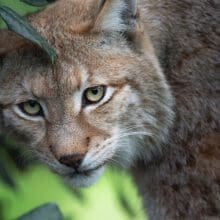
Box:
120 125 147 132
104 131 151 144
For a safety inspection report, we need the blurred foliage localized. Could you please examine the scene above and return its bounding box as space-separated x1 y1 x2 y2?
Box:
20 0 56 7
18 203 63 220
0 1 145 220
0 6 57 62
0 146 145 220
0 0 38 28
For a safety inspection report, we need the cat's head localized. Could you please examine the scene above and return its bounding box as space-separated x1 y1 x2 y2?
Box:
0 0 174 187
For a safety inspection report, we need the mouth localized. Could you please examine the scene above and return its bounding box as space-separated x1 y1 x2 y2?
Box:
66 164 104 178
57 160 109 187
61 165 106 187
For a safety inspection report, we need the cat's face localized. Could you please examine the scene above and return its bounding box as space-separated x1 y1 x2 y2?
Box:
0 0 173 187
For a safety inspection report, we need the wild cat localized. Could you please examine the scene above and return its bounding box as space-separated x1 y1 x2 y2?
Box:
0 0 219 219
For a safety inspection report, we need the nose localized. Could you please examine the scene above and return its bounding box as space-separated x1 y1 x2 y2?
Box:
59 154 84 169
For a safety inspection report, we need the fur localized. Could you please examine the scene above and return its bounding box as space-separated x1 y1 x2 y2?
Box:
0 0 219 219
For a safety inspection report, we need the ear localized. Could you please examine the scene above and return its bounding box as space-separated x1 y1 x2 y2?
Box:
0 30 26 59
93 0 154 53
94 0 138 32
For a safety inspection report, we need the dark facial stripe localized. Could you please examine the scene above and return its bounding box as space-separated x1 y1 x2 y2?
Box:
97 86 125 109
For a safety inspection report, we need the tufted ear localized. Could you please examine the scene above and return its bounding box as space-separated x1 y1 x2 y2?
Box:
93 0 138 33
0 30 26 59
92 0 154 53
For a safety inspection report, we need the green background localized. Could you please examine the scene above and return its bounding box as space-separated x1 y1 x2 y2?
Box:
0 1 145 219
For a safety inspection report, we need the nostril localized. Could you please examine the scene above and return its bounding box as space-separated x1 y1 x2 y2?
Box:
59 154 84 169
86 137 90 145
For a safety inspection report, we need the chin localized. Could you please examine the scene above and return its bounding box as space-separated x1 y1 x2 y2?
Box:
63 166 106 188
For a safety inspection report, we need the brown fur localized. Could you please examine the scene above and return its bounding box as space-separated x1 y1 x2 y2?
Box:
0 0 219 219
132 0 220 219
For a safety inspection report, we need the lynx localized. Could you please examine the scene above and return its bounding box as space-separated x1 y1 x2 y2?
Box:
0 0 219 219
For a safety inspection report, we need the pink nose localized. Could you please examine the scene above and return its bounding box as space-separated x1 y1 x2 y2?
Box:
59 154 84 169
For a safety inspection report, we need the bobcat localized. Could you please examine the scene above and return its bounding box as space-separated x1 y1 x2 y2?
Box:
0 0 219 219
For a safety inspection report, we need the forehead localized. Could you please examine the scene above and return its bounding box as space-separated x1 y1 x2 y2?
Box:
19 48 131 100
27 60 88 99
1 31 135 103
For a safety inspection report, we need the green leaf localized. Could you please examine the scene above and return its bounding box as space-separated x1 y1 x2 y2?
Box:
20 0 56 7
17 203 63 220
0 160 15 188
0 6 57 63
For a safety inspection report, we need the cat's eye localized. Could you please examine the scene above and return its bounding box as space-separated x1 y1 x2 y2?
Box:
18 100 44 117
83 86 106 105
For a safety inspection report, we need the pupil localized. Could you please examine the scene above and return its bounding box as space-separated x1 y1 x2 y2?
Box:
92 88 99 95
29 101 36 107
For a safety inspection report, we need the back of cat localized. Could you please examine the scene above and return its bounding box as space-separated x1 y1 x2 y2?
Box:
133 1 220 219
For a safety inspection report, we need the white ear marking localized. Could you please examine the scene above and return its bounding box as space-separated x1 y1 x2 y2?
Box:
95 0 137 32
130 0 137 16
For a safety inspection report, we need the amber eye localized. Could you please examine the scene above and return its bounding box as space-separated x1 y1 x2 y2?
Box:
18 100 44 117
83 86 106 105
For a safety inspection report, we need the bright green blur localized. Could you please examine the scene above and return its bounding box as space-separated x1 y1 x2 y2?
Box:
0 163 145 220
